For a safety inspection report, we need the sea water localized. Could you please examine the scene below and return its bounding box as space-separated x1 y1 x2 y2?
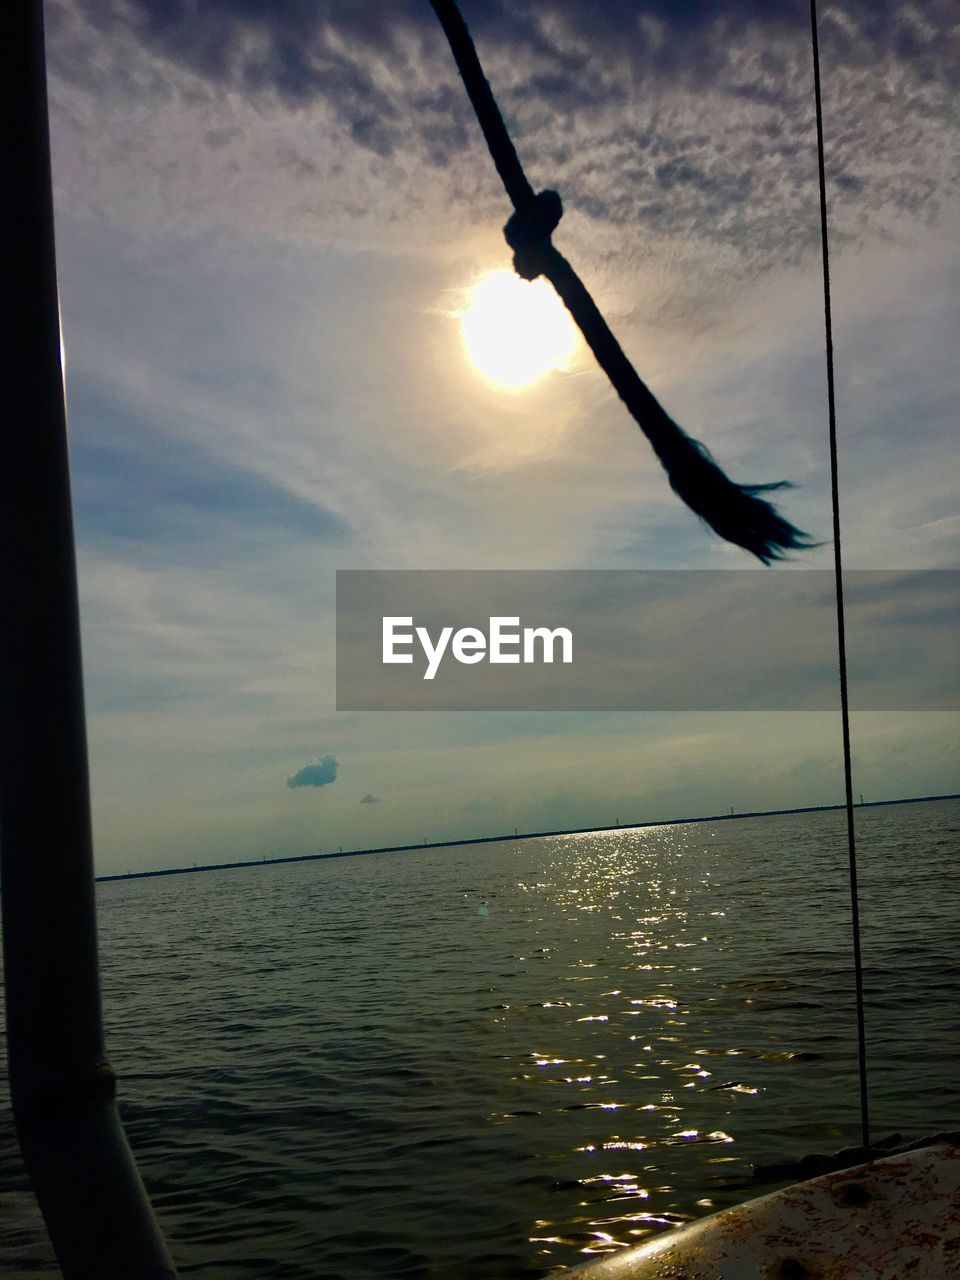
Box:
2 798 958 1277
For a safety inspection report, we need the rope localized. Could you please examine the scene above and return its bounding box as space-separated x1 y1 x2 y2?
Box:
429 0 813 564
810 0 870 1151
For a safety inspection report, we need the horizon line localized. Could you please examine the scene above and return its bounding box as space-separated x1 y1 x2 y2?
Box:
96 791 960 883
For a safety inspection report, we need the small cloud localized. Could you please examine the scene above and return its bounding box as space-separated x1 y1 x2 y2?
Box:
360 793 379 805
287 755 339 789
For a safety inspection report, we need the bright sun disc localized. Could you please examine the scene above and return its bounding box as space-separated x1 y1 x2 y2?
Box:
460 269 578 390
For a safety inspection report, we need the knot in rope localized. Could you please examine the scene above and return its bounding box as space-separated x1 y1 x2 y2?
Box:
504 189 563 280
431 0 812 566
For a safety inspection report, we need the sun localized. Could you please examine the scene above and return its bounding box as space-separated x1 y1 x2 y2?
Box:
459 269 579 390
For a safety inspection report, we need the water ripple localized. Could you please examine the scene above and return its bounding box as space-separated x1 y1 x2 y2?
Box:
0 800 957 1277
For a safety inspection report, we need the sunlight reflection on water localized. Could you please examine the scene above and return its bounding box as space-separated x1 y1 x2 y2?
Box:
1 800 958 1277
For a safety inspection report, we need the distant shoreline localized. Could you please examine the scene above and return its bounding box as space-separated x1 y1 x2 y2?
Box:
97 792 959 883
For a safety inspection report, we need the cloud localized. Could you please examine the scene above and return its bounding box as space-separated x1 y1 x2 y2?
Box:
287 754 339 789
360 793 379 804
60 1 954 116
70 388 350 568
47 0 957 273
43 2 958 877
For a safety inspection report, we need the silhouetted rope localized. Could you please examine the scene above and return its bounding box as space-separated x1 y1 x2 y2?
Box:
810 0 870 1151
429 0 813 563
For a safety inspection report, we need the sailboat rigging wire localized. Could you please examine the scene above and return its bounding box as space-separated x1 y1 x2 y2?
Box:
429 0 814 564
809 0 870 1151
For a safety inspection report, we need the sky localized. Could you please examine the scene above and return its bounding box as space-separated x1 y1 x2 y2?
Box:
44 0 958 874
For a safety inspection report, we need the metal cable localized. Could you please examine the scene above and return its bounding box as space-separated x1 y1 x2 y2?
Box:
810 0 870 1150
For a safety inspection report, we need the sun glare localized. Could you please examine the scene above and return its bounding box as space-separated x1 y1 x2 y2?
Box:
460 269 578 390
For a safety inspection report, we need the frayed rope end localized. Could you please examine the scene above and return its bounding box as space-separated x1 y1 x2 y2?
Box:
659 432 818 565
